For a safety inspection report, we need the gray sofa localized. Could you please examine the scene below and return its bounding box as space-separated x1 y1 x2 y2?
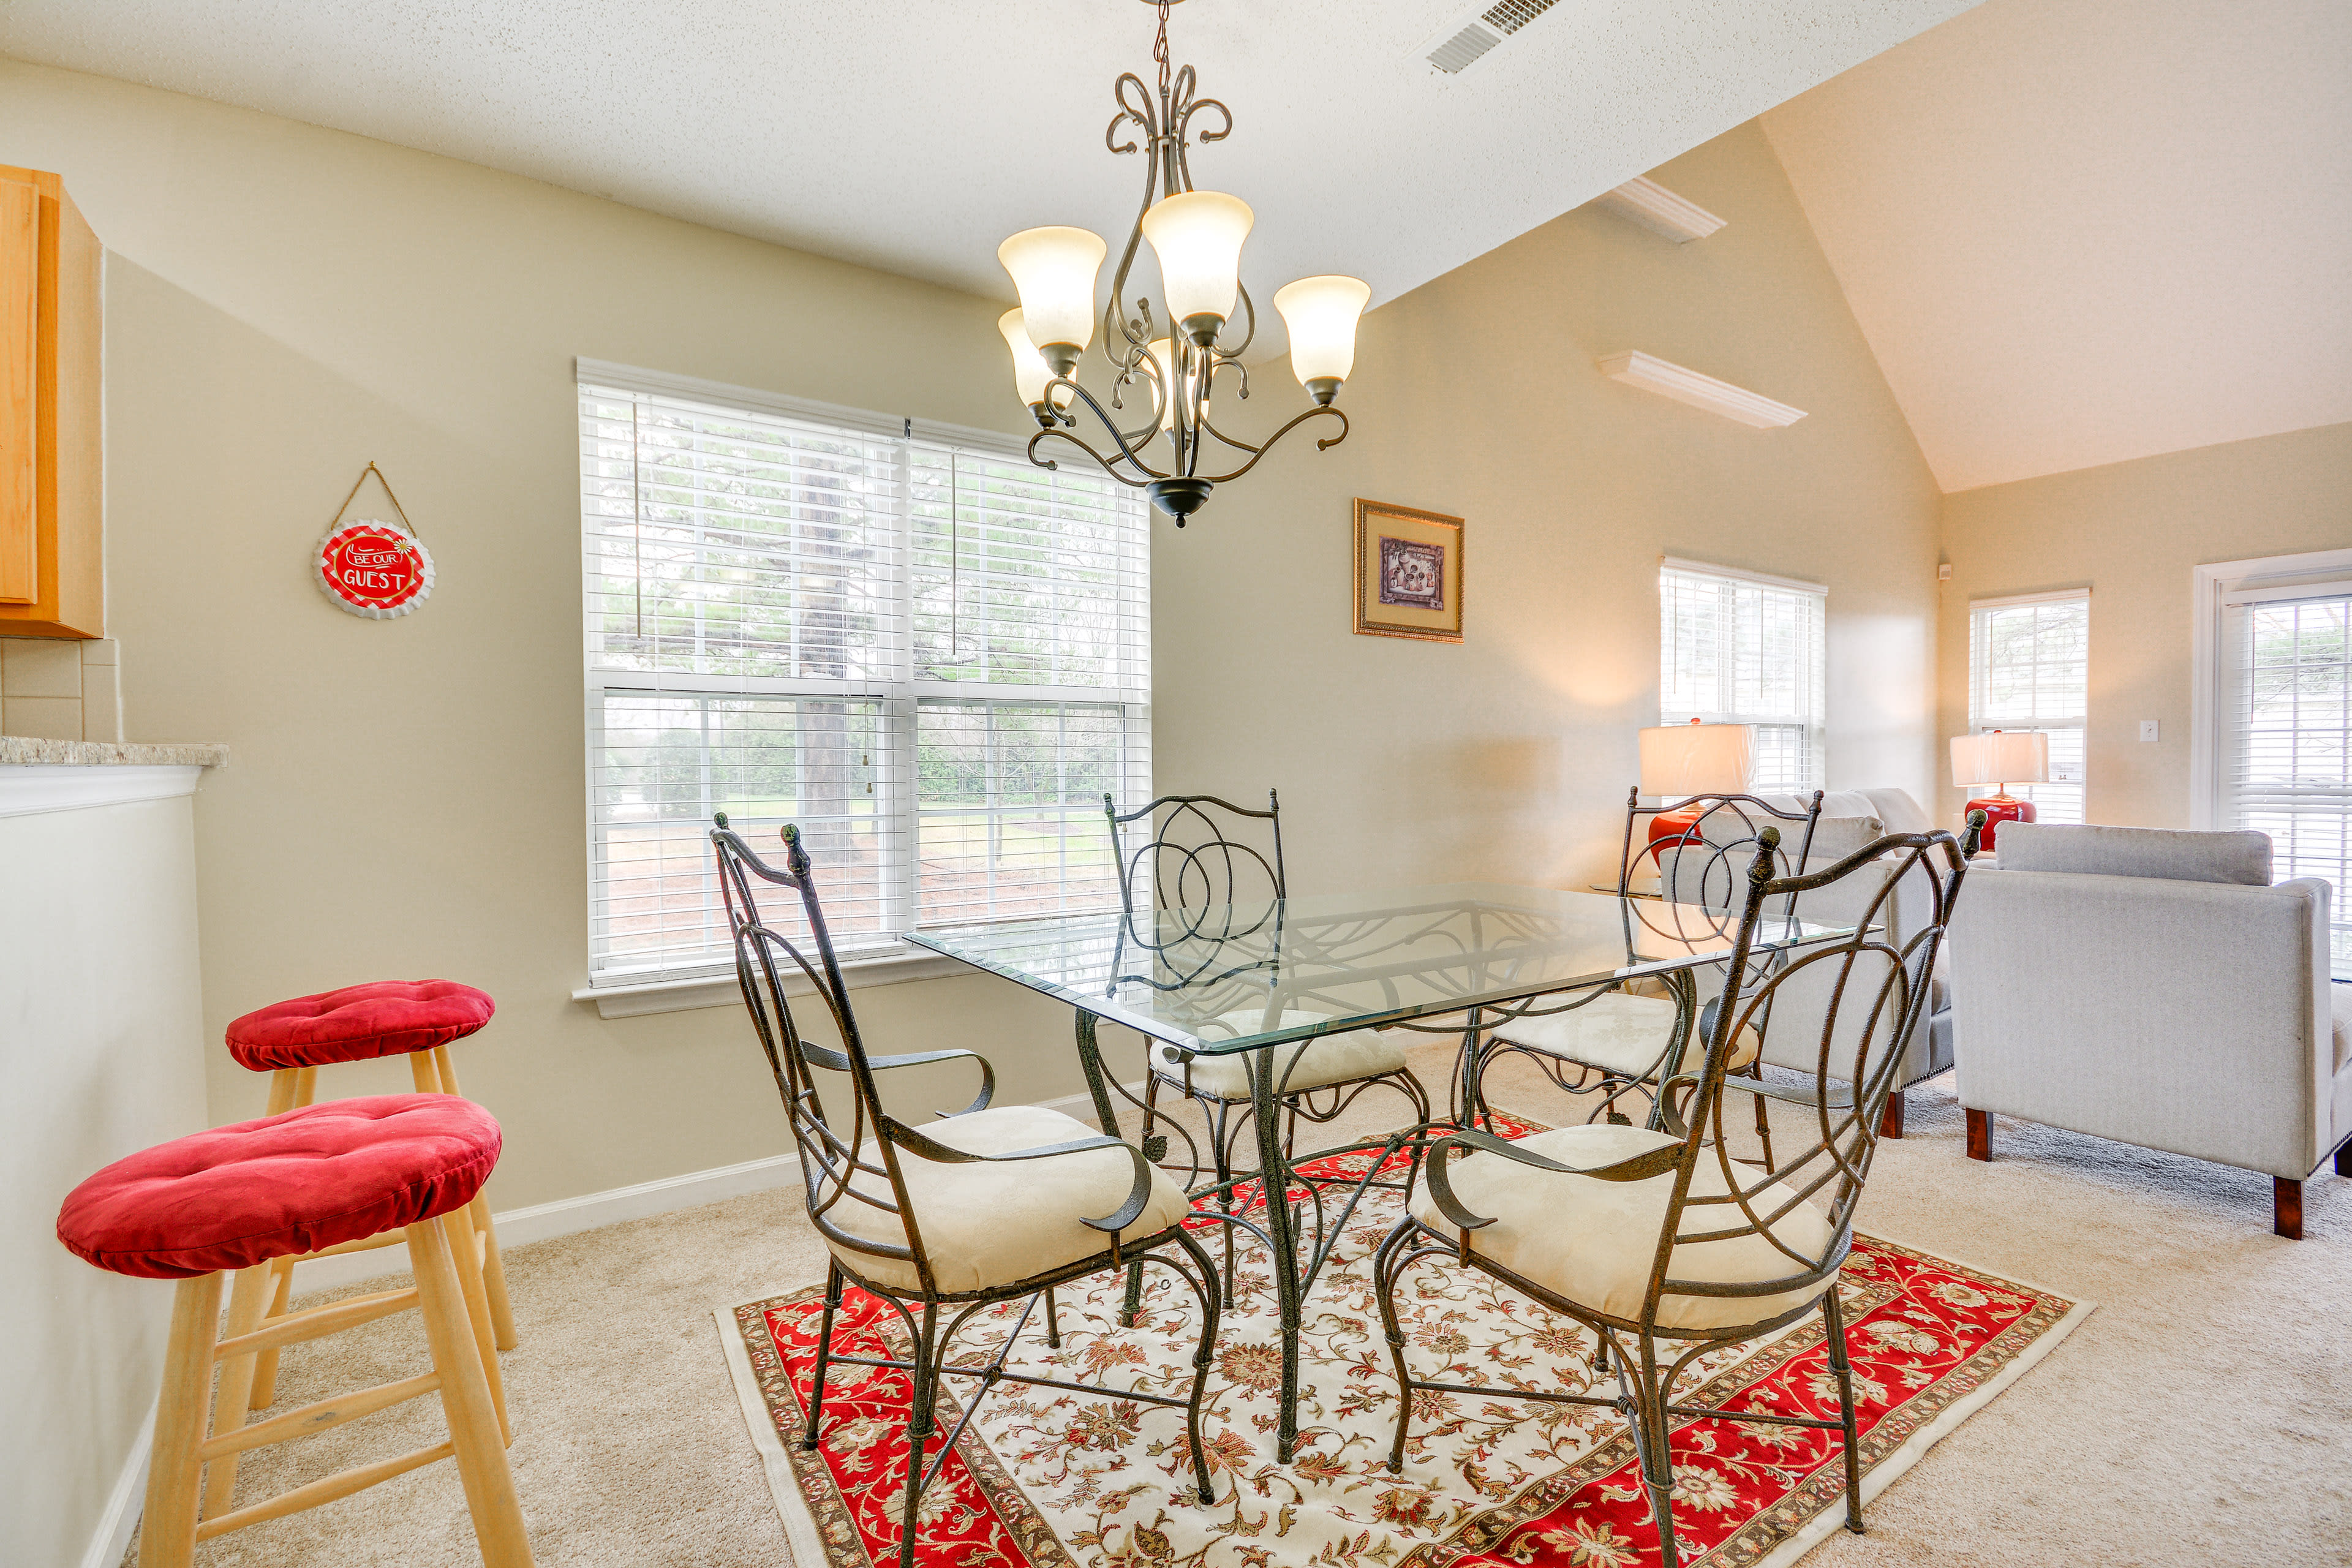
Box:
1949 821 2352 1237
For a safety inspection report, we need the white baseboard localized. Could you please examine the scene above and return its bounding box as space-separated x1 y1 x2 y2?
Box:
292 1086 1151 1294
80 1395 155 1568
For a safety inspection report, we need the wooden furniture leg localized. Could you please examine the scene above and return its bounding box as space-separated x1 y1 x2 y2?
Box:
1966 1108 1992 1162
246 1065 306 1409
1879 1090 1905 1140
2337 1140 2352 1178
410 1213 534 1566
426 1046 519 1351
201 1261 278 1518
140 1272 225 1568
2274 1177 2303 1240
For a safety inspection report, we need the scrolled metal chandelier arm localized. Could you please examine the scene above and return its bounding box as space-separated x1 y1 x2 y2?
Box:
996 0 1366 525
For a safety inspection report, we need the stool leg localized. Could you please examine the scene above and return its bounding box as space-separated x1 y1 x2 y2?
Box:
141 1272 225 1568
429 1046 520 1353
201 1261 277 1520
247 1259 296 1409
410 1215 533 1567
443 1208 512 1443
292 1064 318 1107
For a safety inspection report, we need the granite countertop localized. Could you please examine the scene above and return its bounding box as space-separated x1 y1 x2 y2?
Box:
0 736 230 767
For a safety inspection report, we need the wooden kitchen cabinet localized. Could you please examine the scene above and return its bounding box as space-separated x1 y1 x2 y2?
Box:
0 164 101 639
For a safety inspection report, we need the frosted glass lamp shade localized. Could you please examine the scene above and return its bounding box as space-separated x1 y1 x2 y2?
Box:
1140 191 1253 342
1951 730 2048 788
997 227 1106 366
1273 274 1370 403
1638 722 1755 798
999 310 1056 409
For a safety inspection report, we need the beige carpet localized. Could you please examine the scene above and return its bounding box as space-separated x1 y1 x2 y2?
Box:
130 1046 2352 1566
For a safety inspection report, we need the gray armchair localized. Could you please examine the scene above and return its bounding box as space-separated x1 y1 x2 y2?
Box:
1949 822 2351 1237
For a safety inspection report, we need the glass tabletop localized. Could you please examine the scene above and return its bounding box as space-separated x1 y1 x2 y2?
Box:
905 881 1857 1053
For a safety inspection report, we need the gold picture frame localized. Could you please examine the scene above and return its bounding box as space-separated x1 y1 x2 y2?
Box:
1352 499 1464 643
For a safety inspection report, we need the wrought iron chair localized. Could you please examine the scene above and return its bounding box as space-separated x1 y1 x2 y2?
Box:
710 815 1224 1565
1374 812 1985 1567
1108 791 1433 1304
1469 791 1823 1131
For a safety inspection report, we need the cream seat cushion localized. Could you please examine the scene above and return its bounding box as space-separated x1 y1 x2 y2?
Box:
2333 982 2350 1074
1155 1009 1409 1099
1409 1123 1836 1332
823 1104 1190 1295
1489 991 1760 1076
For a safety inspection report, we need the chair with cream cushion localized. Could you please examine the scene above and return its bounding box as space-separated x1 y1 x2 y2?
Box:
710 816 1224 1567
1108 791 1432 1302
1376 813 1983 1568
1474 791 1818 1128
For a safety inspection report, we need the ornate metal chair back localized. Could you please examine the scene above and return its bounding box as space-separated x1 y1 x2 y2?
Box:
1653 820 1979 1321
1631 791 1823 1010
1104 790 1286 948
710 814 943 1295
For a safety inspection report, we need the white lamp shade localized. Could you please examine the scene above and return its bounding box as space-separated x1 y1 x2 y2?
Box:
1273 274 1370 385
1140 191 1254 328
1639 723 1756 798
1145 338 1178 431
998 309 1055 406
997 227 1105 352
1951 730 2049 788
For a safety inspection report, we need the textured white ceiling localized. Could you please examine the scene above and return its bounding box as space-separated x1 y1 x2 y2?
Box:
1763 0 2352 492
0 0 1974 326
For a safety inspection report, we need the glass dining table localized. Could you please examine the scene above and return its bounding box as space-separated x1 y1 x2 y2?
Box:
906 880 1856 1460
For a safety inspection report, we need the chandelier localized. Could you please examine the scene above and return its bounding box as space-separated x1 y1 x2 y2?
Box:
995 0 1369 526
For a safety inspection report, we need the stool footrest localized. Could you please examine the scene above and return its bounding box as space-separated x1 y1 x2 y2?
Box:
216 1287 418 1362
282 1229 409 1264
192 1438 456 1542
198 1370 441 1462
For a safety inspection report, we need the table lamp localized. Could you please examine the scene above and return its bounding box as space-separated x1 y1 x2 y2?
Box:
1638 720 1756 858
1950 729 2048 854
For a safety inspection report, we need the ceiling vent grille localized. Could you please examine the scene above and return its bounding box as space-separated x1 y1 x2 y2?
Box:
1420 0 1562 74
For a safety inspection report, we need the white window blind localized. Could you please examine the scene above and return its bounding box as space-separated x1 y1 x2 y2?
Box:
2219 579 2351 976
1969 591 2088 824
1659 561 1825 791
580 370 1150 985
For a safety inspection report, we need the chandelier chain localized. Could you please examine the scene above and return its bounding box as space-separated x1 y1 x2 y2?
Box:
1154 1 1172 96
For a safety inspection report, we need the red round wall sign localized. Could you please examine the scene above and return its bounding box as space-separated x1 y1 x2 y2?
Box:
315 519 434 619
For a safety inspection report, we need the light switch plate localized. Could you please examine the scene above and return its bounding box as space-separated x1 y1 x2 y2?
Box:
2139 720 2160 742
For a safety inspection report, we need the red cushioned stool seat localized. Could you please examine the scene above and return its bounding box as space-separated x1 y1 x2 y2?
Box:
226 979 496 1071
57 1095 502 1280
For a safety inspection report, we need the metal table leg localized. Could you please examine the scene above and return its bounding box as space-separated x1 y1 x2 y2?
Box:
1073 1011 1155 1326
1248 1046 1305 1461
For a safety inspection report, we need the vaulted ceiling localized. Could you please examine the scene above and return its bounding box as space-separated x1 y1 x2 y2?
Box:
0 0 1972 320
1763 0 2352 492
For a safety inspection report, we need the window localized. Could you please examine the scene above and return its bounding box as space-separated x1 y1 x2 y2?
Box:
2198 551 2352 978
1659 559 1825 791
1968 591 2089 824
578 363 1151 986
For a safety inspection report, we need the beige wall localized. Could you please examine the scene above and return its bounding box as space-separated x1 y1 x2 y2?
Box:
1 66 1942 1229
1155 122 1944 892
1936 422 2352 831
0 59 1129 1218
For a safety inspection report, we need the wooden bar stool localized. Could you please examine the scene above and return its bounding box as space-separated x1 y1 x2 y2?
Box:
56 1095 532 1567
226 979 518 1409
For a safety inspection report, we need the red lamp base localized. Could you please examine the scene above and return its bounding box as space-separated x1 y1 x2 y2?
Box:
1647 805 1705 864
1966 794 2035 854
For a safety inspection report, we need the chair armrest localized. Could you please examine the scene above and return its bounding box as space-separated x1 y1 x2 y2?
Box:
1422 1127 1684 1233
883 1118 1155 1234
800 1042 995 1117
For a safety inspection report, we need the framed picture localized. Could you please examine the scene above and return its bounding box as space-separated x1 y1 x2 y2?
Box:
1352 499 1464 643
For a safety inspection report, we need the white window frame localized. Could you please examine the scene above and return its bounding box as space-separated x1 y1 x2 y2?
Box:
573 359 1151 1009
1658 557 1827 793
2192 546 2352 827
1967 587 2091 824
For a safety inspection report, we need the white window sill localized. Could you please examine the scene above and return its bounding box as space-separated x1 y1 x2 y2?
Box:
569 948 971 1019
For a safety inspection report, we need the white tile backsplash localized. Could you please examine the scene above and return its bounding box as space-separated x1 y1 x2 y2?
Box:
0 636 121 741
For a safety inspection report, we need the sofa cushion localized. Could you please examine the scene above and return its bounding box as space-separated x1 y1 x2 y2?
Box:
2334 982 2350 1074
1996 823 2271 885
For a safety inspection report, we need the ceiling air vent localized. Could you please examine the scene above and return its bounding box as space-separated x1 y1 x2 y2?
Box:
1419 0 1562 74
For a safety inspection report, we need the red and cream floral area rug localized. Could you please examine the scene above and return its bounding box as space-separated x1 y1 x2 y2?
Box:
718 1125 2090 1568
